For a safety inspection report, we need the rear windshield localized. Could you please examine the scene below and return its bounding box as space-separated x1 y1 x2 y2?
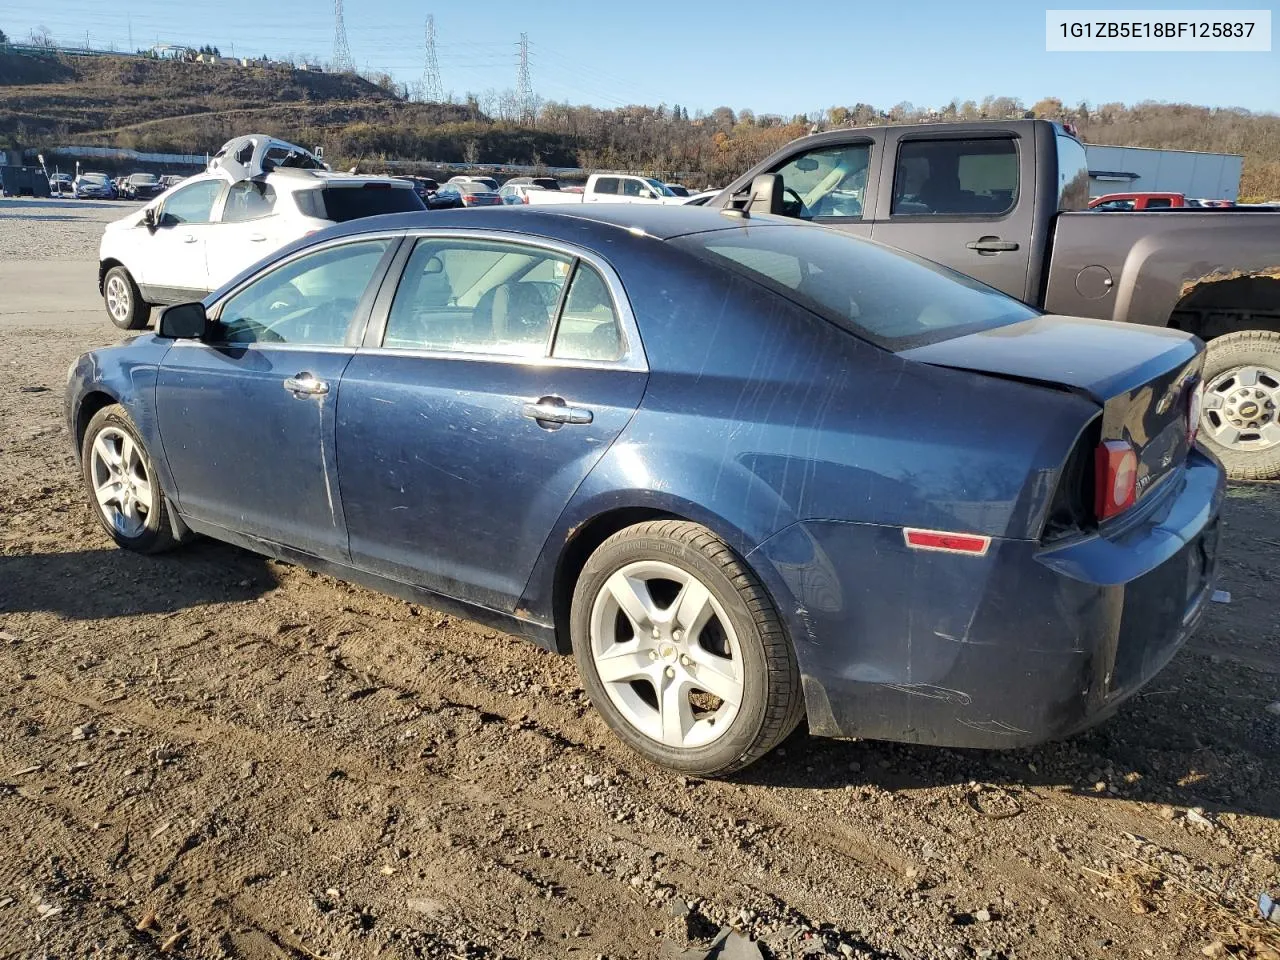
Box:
671 224 1038 349
299 184 425 222
130 174 159 184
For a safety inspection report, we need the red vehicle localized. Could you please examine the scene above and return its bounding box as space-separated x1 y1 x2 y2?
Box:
1088 192 1233 210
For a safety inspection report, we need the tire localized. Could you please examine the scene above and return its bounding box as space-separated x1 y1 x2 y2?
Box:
1199 330 1280 481
102 265 151 331
570 520 804 777
81 405 179 554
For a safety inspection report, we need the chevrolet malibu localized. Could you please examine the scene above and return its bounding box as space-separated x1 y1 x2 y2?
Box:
66 206 1224 777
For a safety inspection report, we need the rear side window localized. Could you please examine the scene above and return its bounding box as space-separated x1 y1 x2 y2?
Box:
892 138 1018 216
1145 197 1172 208
296 184 425 222
221 180 277 222
1055 133 1090 211
552 264 624 362
673 224 1037 349
593 177 619 196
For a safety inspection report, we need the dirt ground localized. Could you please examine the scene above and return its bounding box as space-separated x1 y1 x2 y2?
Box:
0 202 1278 960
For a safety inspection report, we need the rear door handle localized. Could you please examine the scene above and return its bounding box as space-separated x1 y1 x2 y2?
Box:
248 233 267 242
523 396 593 426
182 234 198 244
283 373 329 397
966 237 1019 254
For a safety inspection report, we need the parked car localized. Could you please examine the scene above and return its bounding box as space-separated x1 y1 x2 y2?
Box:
505 175 562 191
682 190 719 206
48 173 74 197
121 172 166 201
74 172 117 200
66 204 1224 777
98 134 423 330
395 176 458 210
715 119 1280 479
1089 192 1237 211
436 182 503 207
447 175 500 191
664 183 691 197
498 182 547 204
522 173 690 207
160 174 187 190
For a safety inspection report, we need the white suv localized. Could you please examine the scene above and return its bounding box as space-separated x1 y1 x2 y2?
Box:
99 136 423 330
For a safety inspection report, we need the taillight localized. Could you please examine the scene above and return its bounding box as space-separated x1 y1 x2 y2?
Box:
1187 380 1203 446
1094 440 1138 520
521 194 529 204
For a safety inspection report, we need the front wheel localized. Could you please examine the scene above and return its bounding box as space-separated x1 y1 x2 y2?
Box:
103 265 151 331
1199 330 1280 480
81 405 179 553
570 520 804 777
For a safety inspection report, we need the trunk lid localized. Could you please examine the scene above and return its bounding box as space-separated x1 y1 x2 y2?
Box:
901 314 1204 509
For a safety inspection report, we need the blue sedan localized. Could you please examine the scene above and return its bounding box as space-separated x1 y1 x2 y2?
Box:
66 206 1224 776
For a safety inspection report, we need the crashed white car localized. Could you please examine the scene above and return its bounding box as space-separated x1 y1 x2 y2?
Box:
98 135 424 330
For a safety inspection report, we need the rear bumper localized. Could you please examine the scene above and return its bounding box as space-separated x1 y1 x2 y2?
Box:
748 451 1225 749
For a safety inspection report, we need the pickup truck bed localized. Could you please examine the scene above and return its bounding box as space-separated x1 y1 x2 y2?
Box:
715 119 1280 479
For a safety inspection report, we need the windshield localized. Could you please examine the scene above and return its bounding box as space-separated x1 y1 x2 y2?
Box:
82 173 109 182
672 224 1039 349
643 178 676 197
130 174 159 184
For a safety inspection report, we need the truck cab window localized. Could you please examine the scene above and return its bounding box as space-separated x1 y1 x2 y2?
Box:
769 143 872 220
892 138 1018 216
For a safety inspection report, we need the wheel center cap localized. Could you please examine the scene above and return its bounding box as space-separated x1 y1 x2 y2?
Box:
1238 401 1259 418
658 642 678 663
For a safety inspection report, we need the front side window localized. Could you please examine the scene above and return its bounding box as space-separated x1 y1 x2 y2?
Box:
892 137 1018 216
673 224 1037 349
621 179 645 198
217 239 391 345
161 179 223 225
383 238 572 357
770 142 872 220
221 180 277 222
551 264 624 362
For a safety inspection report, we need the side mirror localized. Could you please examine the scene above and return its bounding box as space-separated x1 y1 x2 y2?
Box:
157 301 211 339
142 207 157 230
641 190 656 199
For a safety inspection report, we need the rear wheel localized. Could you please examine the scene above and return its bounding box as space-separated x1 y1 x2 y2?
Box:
570 520 804 777
1199 330 1280 480
103 265 151 331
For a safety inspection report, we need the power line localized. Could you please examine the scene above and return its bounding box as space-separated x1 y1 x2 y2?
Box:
332 0 354 73
421 14 443 102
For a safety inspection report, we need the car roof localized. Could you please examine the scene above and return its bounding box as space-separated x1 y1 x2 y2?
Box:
312 204 792 244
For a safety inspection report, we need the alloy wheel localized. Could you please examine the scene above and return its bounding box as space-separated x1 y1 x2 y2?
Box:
588 559 744 749
1202 364 1280 451
89 426 153 538
105 274 131 323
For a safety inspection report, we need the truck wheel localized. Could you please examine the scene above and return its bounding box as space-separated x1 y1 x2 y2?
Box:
570 520 804 778
103 266 151 331
1199 330 1280 480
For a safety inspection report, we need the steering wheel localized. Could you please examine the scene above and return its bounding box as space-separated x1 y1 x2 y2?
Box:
780 187 808 218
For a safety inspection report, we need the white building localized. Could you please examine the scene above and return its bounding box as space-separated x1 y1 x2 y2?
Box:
1085 144 1243 201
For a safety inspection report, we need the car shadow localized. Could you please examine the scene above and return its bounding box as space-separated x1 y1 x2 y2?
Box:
738 648 1280 821
0 540 278 620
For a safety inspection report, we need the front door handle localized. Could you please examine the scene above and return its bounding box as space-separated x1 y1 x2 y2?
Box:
966 236 1019 254
523 396 593 427
182 234 198 244
283 373 330 397
248 233 267 242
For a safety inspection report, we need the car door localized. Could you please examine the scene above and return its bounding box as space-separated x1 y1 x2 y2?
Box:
207 179 284 288
155 236 400 560
138 178 226 298
337 233 648 612
869 130 1035 299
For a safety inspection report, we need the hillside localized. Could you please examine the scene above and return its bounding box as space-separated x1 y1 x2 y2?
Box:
2 51 1277 197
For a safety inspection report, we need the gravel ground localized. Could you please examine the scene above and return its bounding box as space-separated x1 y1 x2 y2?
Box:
0 197 140 261
0 210 1278 960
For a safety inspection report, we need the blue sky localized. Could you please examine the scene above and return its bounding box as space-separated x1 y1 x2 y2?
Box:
2 0 1276 114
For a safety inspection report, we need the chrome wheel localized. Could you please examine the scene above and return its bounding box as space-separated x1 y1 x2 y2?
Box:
89 426 154 538
1203 364 1280 451
105 274 131 323
588 560 744 749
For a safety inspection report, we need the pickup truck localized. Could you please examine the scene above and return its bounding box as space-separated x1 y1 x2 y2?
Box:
714 119 1280 479
1089 192 1230 210
526 172 687 206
